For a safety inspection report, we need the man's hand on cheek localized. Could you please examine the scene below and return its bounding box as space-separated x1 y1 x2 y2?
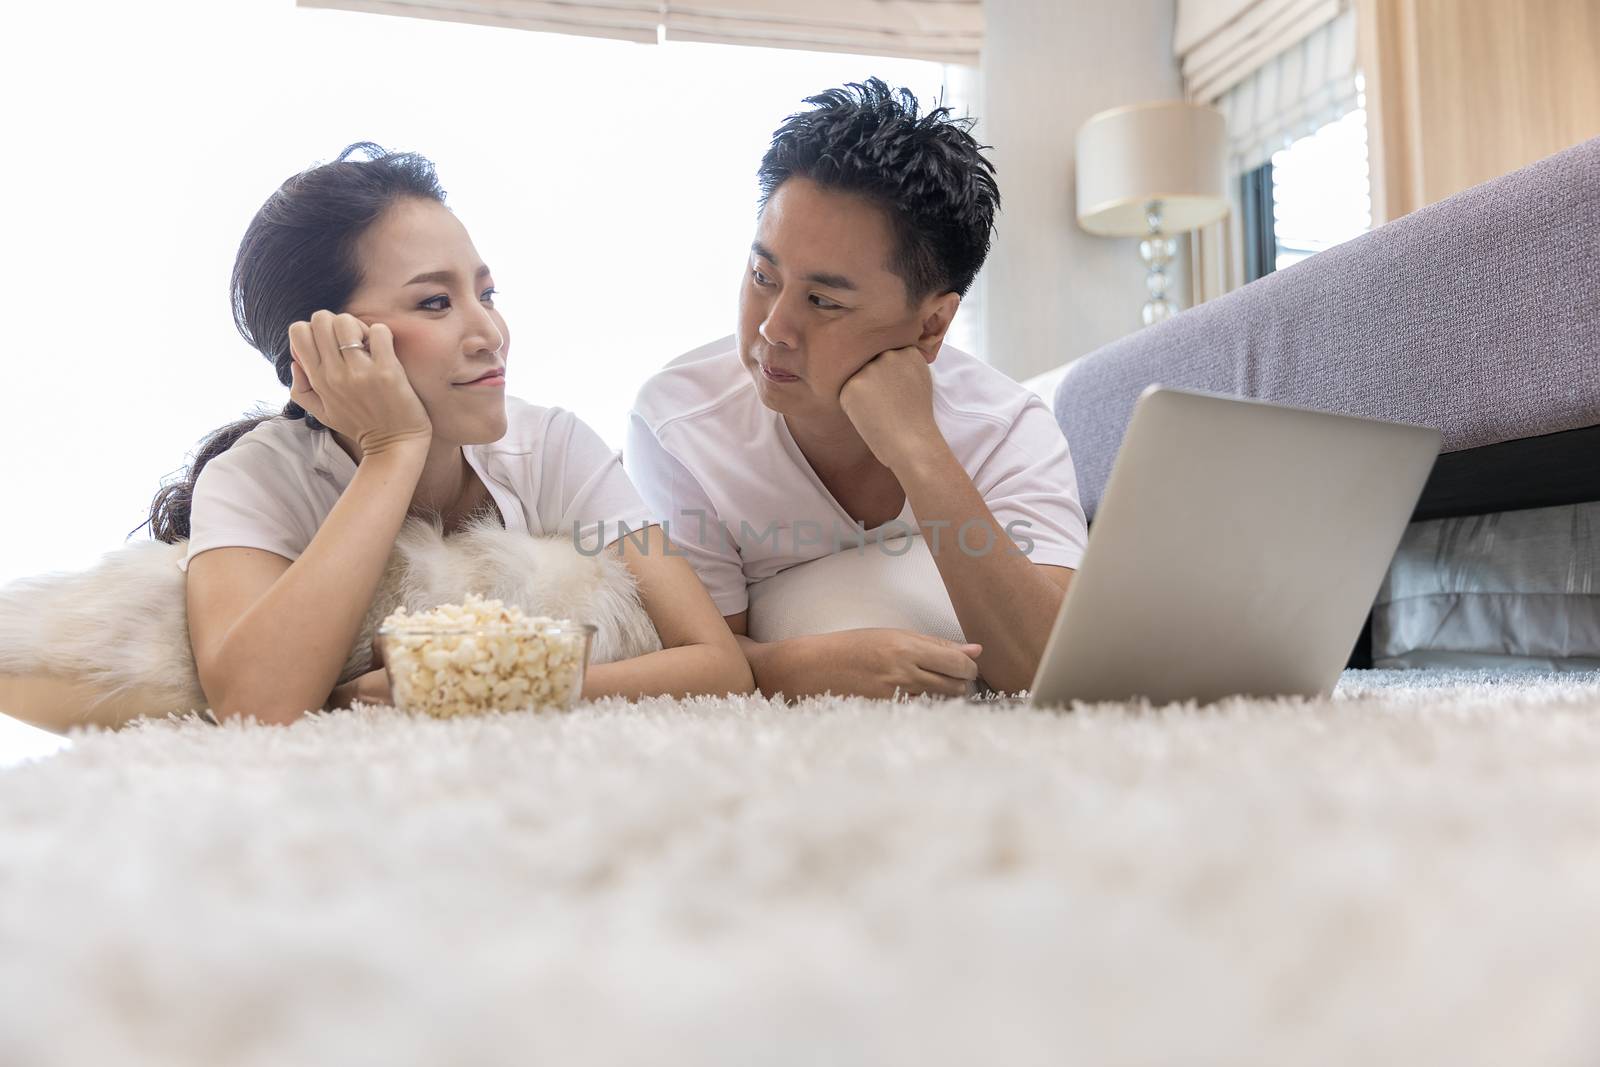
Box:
837 345 943 472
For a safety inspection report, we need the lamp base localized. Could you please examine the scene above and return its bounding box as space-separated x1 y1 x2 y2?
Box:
1139 201 1180 327
1141 291 1177 327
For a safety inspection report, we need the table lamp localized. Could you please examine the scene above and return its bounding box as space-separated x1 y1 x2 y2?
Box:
1075 101 1229 326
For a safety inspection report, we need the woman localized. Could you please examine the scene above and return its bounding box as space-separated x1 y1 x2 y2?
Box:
151 143 752 724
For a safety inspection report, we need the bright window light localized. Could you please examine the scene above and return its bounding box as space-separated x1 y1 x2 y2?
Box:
0 0 971 588
1270 106 1373 270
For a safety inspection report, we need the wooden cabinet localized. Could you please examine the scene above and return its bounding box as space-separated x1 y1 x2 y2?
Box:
1357 0 1600 224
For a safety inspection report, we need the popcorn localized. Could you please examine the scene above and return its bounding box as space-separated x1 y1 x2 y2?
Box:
377 593 593 718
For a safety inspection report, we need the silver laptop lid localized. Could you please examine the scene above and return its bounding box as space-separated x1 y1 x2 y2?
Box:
1030 386 1441 708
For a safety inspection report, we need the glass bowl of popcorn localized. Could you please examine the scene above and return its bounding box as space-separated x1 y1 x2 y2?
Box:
376 593 596 718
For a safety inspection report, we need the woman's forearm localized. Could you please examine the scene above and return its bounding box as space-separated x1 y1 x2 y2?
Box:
211 444 428 723
326 667 392 711
577 525 755 701
735 634 825 699
582 643 753 700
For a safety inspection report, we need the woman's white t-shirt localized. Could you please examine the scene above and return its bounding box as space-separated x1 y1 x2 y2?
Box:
624 336 1090 617
179 396 656 572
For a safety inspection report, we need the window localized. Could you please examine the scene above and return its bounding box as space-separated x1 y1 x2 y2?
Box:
1239 104 1373 282
0 0 971 588
1273 107 1374 271
1239 160 1278 284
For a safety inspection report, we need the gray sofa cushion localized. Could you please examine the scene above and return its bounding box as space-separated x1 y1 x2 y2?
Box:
1054 135 1600 523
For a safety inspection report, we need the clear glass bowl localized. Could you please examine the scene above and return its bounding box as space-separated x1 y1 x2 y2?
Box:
375 621 597 718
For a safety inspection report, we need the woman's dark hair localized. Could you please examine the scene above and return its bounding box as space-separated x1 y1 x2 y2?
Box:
756 77 1000 301
139 142 446 543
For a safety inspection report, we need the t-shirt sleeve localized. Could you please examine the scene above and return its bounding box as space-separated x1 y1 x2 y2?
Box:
537 409 659 550
624 412 749 616
179 441 320 573
972 398 1090 570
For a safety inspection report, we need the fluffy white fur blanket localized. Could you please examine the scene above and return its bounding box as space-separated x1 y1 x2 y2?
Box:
0 516 661 720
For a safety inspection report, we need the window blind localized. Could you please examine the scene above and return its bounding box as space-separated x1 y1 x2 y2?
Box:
297 0 983 64
1215 6 1359 173
1177 0 1344 104
298 0 662 44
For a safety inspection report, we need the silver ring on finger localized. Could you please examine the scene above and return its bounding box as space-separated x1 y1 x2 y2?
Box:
338 341 368 351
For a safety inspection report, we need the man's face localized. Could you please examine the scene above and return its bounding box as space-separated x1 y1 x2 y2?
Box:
736 176 932 421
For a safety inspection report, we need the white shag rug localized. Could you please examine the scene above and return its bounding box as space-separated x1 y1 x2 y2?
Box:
4 669 1600 1067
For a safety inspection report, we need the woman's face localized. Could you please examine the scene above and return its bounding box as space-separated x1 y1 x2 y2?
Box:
342 197 510 446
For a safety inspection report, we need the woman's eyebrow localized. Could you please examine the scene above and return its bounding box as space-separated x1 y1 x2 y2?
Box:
404 264 492 286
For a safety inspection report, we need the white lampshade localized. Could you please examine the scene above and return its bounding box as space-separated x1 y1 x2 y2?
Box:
1075 101 1229 236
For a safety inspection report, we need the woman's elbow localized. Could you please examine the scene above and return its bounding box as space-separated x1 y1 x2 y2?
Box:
213 702 309 727
205 684 312 727
710 644 756 696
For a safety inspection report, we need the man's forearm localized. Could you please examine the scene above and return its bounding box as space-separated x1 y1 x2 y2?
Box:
895 443 1068 693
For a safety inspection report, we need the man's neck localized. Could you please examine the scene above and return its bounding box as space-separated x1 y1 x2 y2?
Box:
782 410 882 480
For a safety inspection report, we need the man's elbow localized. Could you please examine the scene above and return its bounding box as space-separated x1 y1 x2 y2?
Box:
982 646 1045 697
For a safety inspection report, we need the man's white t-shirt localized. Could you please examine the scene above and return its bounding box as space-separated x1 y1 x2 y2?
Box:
624 336 1090 617
180 396 656 572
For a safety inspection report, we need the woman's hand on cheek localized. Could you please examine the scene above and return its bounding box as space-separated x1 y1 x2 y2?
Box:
288 357 328 425
287 310 433 458
838 345 942 471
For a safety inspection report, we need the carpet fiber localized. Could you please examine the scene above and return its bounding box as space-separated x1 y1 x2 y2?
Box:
4 669 1600 1065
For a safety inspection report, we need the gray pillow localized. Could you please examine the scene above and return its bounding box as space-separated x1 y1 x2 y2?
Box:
1373 502 1600 670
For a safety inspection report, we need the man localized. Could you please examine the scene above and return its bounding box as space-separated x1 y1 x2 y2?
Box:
625 79 1088 699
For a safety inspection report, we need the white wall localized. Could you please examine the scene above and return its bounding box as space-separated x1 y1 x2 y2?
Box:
979 0 1185 382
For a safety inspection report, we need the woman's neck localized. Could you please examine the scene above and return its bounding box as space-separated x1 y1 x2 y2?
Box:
332 430 479 523
410 437 478 520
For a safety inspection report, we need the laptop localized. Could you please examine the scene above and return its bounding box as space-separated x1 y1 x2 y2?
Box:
1019 385 1441 708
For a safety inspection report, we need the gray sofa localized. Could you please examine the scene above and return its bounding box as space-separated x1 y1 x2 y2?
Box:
1052 135 1600 669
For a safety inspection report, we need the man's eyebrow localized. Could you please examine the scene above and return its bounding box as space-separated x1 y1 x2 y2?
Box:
750 242 857 291
404 264 492 286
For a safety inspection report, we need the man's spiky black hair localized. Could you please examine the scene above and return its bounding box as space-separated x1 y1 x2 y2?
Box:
757 77 1000 301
